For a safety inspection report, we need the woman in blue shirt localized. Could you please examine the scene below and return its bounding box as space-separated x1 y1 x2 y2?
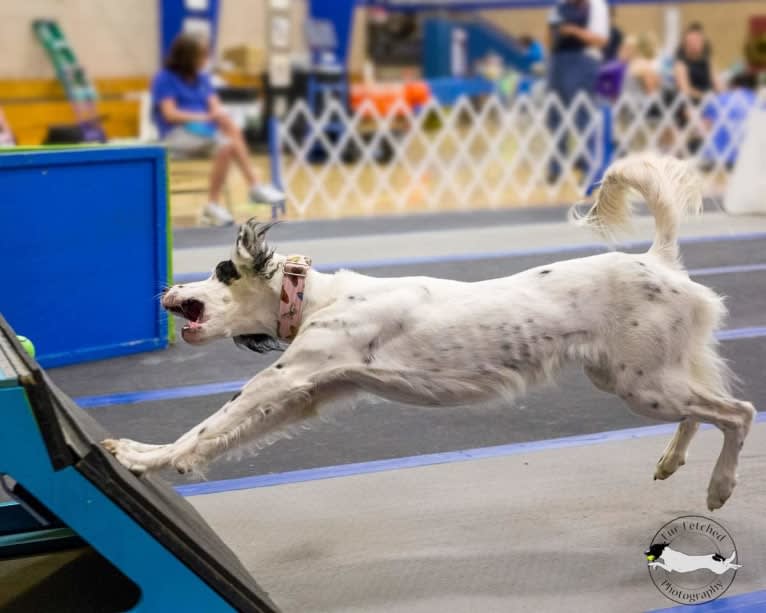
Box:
152 33 284 225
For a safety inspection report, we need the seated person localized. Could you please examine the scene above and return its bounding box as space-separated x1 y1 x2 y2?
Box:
152 33 284 226
674 23 722 102
619 32 662 96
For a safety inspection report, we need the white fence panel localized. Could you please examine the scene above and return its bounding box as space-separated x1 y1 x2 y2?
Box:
276 88 761 219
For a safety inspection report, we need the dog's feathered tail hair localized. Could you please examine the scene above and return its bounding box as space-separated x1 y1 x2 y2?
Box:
571 154 703 265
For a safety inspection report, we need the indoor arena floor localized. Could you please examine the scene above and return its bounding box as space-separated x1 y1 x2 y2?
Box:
49 205 766 612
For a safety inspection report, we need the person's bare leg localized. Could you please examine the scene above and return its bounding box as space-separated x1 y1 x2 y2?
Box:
209 144 234 203
216 116 257 185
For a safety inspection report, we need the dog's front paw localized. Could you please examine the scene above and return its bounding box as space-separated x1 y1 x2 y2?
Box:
171 452 206 476
102 438 153 475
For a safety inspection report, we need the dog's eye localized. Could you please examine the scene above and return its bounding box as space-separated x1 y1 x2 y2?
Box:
215 260 241 285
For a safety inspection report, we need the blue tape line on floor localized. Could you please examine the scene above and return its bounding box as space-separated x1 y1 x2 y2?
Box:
73 325 766 410
174 412 766 497
173 231 766 283
647 586 766 612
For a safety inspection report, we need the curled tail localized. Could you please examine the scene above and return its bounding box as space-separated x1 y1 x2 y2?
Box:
572 154 703 264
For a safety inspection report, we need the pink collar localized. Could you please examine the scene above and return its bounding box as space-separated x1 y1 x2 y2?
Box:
277 255 312 341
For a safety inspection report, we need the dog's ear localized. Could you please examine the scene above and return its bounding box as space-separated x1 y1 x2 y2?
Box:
233 333 283 353
235 219 279 277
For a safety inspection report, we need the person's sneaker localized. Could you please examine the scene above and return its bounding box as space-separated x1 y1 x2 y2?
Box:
250 183 285 205
200 203 234 226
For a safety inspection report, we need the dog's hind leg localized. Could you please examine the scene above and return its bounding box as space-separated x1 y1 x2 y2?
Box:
584 364 616 394
694 394 756 511
622 375 755 510
654 418 699 481
587 363 696 482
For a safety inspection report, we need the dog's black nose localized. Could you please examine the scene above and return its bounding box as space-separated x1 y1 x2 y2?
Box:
162 287 169 294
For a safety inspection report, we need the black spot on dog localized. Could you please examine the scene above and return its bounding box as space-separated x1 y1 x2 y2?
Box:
364 337 379 365
543 335 554 341
513 325 522 332
526 318 534 324
234 334 282 354
539 269 552 276
631 321 639 327
230 390 242 402
671 288 680 295
215 260 241 285
275 363 284 369
619 363 626 371
501 342 511 351
627 392 634 398
347 295 355 300
636 369 644 376
198 427 207 435
651 402 659 409
644 282 662 294
637 262 646 267
264 408 272 416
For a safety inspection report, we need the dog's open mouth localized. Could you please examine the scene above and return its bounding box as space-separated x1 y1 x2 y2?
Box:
167 299 206 335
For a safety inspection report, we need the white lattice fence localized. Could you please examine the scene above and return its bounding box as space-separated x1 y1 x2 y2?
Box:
613 89 763 195
276 88 760 219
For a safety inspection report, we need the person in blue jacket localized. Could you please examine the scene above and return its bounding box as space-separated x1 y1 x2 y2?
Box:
545 0 609 184
152 33 284 226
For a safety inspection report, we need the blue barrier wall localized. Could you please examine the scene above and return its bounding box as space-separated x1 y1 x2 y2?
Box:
423 17 532 79
0 146 170 367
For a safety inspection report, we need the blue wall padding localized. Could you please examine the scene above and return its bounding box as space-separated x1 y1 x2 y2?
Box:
423 17 535 79
423 19 455 80
309 0 356 65
0 147 169 367
427 76 496 106
159 0 220 62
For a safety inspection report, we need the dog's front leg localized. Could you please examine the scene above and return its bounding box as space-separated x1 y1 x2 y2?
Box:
103 365 317 474
648 561 671 571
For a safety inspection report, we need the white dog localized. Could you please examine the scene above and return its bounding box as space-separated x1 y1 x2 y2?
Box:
104 154 755 511
645 543 742 574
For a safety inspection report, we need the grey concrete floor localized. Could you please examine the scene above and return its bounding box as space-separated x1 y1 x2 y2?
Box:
189 423 766 613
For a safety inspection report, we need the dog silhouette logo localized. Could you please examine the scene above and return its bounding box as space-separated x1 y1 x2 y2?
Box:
645 516 740 605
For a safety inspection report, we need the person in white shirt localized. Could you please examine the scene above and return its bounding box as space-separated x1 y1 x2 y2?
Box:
546 0 609 183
